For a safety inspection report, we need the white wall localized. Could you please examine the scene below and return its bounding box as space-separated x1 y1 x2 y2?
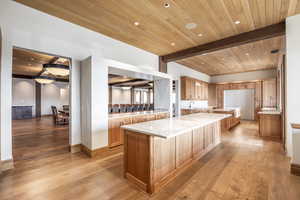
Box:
111 87 131 104
168 62 210 82
41 82 69 115
12 78 69 116
211 69 277 83
12 78 35 116
0 0 160 160
286 14 300 162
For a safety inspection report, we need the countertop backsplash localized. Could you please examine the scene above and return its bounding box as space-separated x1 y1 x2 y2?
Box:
181 100 208 109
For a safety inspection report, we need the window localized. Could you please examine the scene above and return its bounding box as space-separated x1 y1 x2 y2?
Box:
134 91 140 104
150 90 153 104
143 91 148 104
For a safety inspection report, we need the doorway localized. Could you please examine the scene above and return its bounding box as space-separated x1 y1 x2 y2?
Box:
224 89 255 120
11 47 71 163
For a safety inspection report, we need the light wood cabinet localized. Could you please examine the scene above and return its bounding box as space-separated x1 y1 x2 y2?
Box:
156 112 169 120
262 79 277 108
108 117 132 147
259 113 281 140
213 110 240 132
181 76 208 101
109 113 169 148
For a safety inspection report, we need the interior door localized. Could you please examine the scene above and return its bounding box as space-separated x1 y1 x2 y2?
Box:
224 89 255 120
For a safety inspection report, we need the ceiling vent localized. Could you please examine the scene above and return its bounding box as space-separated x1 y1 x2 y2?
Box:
271 49 280 54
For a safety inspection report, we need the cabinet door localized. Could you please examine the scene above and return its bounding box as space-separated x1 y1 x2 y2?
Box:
190 79 196 100
132 115 147 124
109 117 131 147
180 77 188 100
203 82 208 100
192 127 205 156
156 113 169 120
262 79 277 107
195 81 201 100
175 131 193 167
146 114 156 121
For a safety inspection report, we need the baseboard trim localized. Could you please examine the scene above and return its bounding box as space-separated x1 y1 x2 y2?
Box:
1 159 14 172
291 163 300 176
69 144 82 153
81 144 123 158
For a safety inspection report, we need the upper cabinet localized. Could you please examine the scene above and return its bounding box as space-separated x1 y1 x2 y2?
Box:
262 79 277 108
181 76 208 100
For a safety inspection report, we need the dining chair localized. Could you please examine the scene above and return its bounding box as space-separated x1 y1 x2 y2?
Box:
51 106 69 125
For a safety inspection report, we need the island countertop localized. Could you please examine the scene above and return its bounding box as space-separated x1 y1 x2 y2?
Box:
109 110 169 119
121 113 230 139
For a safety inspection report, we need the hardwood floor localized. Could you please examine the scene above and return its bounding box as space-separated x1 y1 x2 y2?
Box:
1 121 299 200
12 116 69 163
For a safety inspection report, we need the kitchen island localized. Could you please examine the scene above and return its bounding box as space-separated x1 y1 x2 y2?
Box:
121 113 230 194
213 107 240 132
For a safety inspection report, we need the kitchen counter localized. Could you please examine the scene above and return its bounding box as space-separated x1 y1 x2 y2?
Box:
122 113 230 139
213 107 240 117
108 110 170 147
122 113 230 194
258 110 281 115
109 110 169 119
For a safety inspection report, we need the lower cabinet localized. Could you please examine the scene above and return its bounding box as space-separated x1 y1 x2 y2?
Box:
259 113 281 140
108 112 169 148
156 112 170 120
214 110 240 133
108 117 131 148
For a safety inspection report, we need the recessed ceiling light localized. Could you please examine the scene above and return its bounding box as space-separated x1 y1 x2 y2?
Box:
235 20 241 25
198 33 203 37
245 53 249 56
171 42 175 46
134 22 139 26
164 3 170 8
31 58 35 61
185 22 197 30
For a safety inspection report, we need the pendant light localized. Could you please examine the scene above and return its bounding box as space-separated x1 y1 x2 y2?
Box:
43 64 69 76
34 75 55 84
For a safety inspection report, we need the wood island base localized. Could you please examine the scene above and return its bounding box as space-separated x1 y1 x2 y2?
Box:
123 121 221 194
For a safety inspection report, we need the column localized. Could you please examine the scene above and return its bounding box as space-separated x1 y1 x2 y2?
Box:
80 56 108 151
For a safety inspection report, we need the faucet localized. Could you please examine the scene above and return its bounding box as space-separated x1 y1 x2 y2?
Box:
189 101 194 109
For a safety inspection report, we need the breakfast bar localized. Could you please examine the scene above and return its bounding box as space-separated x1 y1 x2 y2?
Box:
121 113 230 194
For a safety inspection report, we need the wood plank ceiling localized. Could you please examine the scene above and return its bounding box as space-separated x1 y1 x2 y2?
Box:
13 48 70 79
15 0 300 75
177 36 284 75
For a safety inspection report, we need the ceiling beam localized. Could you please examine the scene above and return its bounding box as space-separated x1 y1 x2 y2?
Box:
162 22 286 62
159 56 167 73
109 78 146 86
49 56 60 64
12 74 69 83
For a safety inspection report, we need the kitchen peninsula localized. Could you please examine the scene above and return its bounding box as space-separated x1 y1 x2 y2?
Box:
121 113 230 194
108 110 169 147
